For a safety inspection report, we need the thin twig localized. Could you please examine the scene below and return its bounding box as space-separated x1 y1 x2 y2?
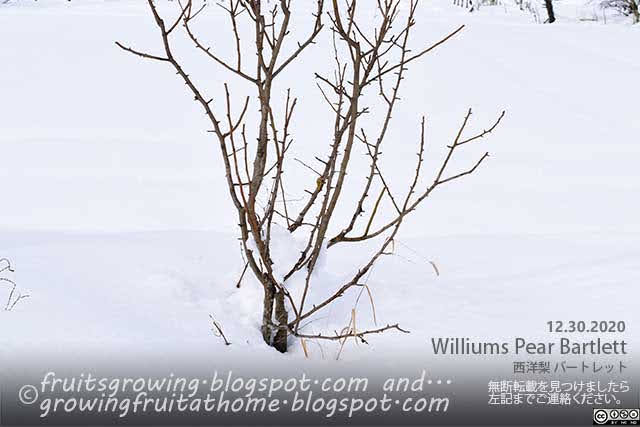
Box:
210 315 232 345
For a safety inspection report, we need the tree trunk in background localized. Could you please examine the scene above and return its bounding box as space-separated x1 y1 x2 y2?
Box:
273 291 288 353
544 0 556 22
631 0 639 23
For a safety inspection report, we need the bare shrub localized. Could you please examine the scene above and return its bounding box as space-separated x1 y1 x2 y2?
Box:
117 0 503 353
600 0 640 22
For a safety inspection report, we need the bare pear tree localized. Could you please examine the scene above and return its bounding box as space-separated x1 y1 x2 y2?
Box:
117 0 503 353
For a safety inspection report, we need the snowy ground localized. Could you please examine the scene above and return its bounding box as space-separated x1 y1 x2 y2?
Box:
1 0 638 365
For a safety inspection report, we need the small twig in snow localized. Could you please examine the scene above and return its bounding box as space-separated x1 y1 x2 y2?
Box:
209 314 232 346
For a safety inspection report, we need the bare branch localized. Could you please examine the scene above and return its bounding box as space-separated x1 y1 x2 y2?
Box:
363 24 466 87
293 323 409 342
114 41 169 62
210 315 232 345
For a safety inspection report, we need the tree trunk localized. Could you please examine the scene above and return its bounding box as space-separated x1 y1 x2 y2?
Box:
261 283 275 345
631 0 639 23
273 291 288 353
261 281 288 353
544 0 556 22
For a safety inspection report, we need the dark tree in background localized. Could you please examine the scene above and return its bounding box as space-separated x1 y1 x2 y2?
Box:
544 0 556 22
